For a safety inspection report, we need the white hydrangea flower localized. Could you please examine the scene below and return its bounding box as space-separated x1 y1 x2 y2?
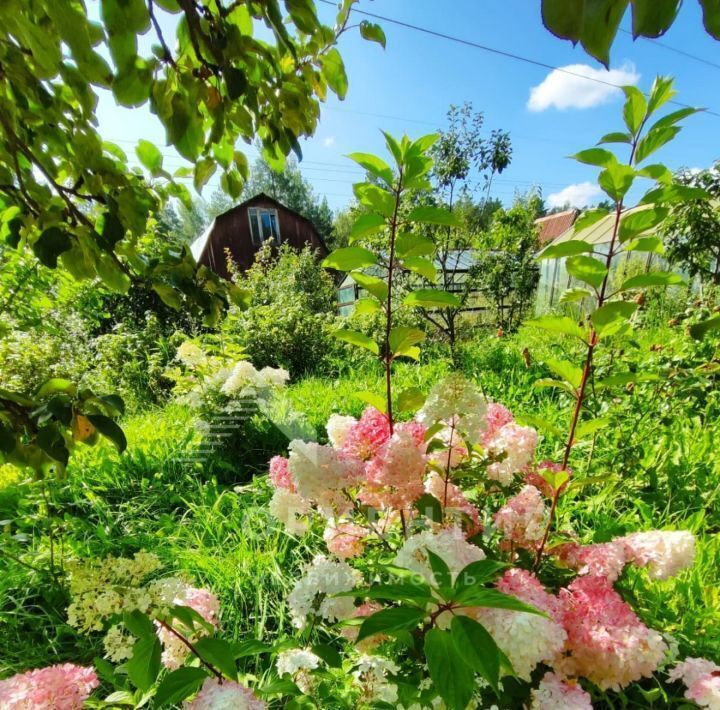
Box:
287 555 361 629
269 488 311 535
418 374 487 441
393 526 485 585
623 530 696 580
276 648 322 677
326 413 357 448
288 440 362 516
258 366 290 388
221 361 263 395
176 341 205 368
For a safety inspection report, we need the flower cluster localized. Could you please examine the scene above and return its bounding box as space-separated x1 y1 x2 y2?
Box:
287 555 361 629
0 664 99 710
263 375 700 707
669 657 720 709
169 340 288 414
184 678 266 709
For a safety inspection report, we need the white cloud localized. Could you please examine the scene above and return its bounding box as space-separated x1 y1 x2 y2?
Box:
323 136 335 147
547 182 603 209
528 62 640 112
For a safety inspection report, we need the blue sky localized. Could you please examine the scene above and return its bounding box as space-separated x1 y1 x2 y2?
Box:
94 0 720 212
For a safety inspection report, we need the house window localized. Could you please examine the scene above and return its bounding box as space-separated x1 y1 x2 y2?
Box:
248 207 281 246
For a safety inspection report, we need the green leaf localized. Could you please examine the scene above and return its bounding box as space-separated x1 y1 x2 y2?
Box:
414 493 443 523
359 20 387 47
526 315 589 342
351 272 389 302
322 48 348 99
332 328 379 355
310 643 342 668
337 581 434 604
346 152 394 187
636 163 673 184
573 208 610 233
566 255 608 289
154 667 208 708
322 247 378 271
598 162 635 201
572 148 616 167
350 213 386 240
533 378 577 397
426 549 452 591
450 616 502 694
575 417 611 440
454 588 544 615
453 560 508 595
580 0 629 67
389 326 425 358
700 0 720 38
635 126 681 164
356 606 426 643
396 233 435 258
354 183 395 217
591 301 638 337
646 74 678 113
624 236 664 254
632 1 680 38
689 315 720 340
648 107 701 133
618 207 669 242
354 298 381 315
623 85 648 135
123 610 155 639
33 228 72 268
193 158 217 192
127 636 161 692
641 183 709 205
620 272 685 290
35 378 77 398
136 139 163 174
406 205 460 227
397 387 425 413
424 629 475 710
404 289 461 308
354 390 387 412
559 287 592 304
539 239 594 260
193 637 238 681
545 358 582 388
285 0 319 34
86 414 127 453
541 0 583 40
597 131 632 145
403 256 437 282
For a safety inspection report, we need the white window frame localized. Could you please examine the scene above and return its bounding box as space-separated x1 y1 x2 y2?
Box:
248 207 281 246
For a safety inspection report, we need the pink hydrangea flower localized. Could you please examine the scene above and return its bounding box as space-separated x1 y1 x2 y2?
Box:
482 402 514 444
341 407 391 461
0 663 99 710
493 485 547 550
269 455 295 492
184 677 266 709
531 672 592 710
157 586 220 669
556 575 667 690
669 657 720 709
556 540 628 582
425 472 481 536
426 419 469 470
360 430 426 510
323 522 367 559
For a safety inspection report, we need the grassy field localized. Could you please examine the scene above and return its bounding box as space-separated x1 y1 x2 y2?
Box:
1 323 718 699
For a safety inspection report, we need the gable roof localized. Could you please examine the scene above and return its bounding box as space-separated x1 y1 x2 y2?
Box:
189 192 330 264
535 209 579 245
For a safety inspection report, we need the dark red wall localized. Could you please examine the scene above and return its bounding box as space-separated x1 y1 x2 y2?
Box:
197 195 328 279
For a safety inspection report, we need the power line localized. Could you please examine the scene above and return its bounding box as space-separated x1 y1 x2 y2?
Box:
618 28 720 71
319 0 720 118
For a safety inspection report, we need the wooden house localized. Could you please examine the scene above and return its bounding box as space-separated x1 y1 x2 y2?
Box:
190 193 329 279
